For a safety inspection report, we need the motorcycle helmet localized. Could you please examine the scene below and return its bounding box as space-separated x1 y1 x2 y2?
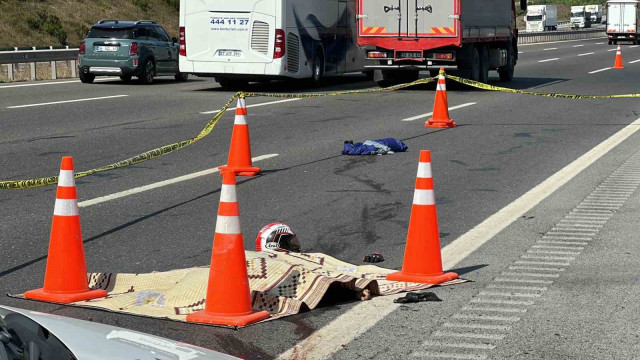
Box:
256 223 301 253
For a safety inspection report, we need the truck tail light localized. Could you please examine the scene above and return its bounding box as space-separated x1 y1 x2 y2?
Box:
130 42 139 56
367 51 388 58
179 26 186 56
274 29 285 59
79 41 85 55
434 53 454 60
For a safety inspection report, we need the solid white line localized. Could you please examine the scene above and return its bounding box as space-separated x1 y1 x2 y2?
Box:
573 44 585 47
401 102 477 121
538 58 559 63
543 47 558 51
0 77 119 89
7 94 128 109
588 67 612 74
78 154 279 207
199 98 301 114
277 116 640 360
578 52 595 56
629 59 640 64
519 37 607 47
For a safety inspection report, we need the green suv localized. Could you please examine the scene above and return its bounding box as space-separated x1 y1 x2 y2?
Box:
78 20 188 84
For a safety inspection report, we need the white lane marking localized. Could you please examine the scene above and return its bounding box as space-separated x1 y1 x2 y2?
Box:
577 52 595 56
433 330 506 340
471 298 534 306
78 154 279 208
7 95 128 109
199 98 301 114
538 58 559 63
630 45 639 48
543 47 558 51
515 260 570 266
479 290 542 297
422 340 497 350
443 322 511 331
401 102 477 121
608 48 618 52
486 284 548 291
462 305 527 313
412 352 487 360
573 44 585 47
518 51 523 54
509 265 566 272
0 77 119 89
588 67 612 74
519 37 607 47
629 59 640 63
596 42 606 44
277 116 640 360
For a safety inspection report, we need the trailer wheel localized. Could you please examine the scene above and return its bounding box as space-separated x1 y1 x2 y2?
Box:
470 47 480 82
498 44 515 83
479 46 489 84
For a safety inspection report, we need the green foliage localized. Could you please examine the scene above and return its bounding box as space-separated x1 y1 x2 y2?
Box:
164 0 179 11
133 0 150 11
26 11 68 45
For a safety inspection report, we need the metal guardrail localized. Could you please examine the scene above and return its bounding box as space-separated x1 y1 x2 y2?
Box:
518 28 606 44
0 46 79 81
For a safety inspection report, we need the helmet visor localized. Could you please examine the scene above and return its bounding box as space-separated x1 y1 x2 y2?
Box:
276 234 301 253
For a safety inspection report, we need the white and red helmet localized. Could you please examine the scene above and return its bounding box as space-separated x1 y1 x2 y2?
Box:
256 223 301 253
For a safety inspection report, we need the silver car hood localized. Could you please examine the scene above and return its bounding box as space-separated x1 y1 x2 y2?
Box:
0 305 239 360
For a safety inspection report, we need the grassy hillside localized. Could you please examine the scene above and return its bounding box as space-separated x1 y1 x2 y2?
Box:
0 0 179 48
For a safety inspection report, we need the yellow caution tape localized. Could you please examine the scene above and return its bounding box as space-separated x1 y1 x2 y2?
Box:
445 74 640 99
0 78 436 190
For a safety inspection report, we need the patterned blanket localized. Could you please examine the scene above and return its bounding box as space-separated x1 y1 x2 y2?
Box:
19 251 466 327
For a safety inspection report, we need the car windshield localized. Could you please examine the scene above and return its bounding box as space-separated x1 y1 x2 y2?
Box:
527 15 543 21
87 28 134 39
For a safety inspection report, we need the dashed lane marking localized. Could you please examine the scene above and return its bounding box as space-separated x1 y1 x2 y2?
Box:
78 154 279 208
629 59 640 63
7 94 128 108
401 102 476 121
200 98 302 114
588 67 612 74
538 58 559 62
573 44 585 47
578 52 595 56
543 47 558 51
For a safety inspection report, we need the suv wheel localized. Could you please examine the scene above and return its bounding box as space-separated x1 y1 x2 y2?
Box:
138 59 155 85
175 72 189 82
80 71 95 84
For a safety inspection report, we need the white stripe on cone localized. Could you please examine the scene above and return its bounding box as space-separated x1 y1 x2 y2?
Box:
413 189 436 206
234 114 247 125
436 83 446 91
219 184 237 202
417 163 433 179
58 170 75 187
53 199 79 216
215 215 242 234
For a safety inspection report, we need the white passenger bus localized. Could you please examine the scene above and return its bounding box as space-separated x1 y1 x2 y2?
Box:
178 0 366 89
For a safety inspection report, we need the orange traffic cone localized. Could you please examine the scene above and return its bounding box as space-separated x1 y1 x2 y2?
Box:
218 98 261 177
614 44 624 69
186 170 270 326
386 150 458 284
425 68 457 129
24 157 107 303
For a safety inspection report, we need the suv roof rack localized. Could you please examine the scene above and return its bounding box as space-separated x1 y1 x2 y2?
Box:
135 20 158 25
98 19 119 24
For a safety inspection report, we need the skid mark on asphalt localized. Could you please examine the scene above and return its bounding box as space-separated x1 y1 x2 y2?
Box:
410 151 640 359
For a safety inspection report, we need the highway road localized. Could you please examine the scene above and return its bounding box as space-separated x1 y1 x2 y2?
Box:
2 37 640 359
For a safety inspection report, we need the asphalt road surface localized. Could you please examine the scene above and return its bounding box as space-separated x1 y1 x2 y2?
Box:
2 37 640 359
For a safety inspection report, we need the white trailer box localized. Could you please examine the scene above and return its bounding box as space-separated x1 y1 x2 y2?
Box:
586 4 603 22
525 5 558 32
607 0 640 44
179 0 366 88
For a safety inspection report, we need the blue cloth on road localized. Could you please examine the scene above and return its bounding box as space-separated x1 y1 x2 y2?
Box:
341 138 408 155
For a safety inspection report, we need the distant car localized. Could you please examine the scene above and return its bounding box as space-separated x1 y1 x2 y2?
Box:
78 20 188 84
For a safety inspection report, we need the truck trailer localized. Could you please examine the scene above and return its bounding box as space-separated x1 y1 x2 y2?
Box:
585 4 603 23
357 0 526 86
607 0 640 44
525 5 558 32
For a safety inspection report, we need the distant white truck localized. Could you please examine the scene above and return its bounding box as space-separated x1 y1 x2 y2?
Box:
607 0 640 44
571 5 592 28
525 5 558 32
586 5 603 23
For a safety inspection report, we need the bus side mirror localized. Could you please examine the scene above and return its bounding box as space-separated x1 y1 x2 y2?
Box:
520 0 527 11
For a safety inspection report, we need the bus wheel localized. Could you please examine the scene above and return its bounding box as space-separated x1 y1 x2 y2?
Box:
310 52 324 87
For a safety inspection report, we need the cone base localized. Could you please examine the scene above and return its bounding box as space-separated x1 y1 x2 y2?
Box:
614 65 624 69
24 288 107 304
218 165 261 177
386 271 458 285
186 309 270 327
425 118 457 128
